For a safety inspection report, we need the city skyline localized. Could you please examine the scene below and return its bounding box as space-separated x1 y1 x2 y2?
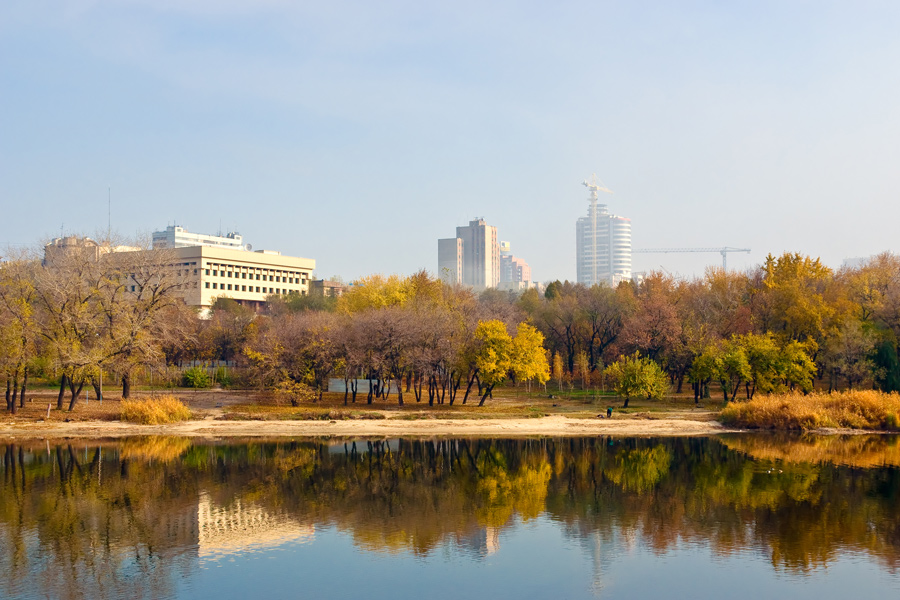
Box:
3 3 900 281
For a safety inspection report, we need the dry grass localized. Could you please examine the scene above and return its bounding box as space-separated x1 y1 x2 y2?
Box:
120 395 193 425
719 390 900 431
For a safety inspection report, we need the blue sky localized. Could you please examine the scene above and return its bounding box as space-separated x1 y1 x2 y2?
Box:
2 1 899 281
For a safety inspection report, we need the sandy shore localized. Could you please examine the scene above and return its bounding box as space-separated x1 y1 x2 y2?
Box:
0 415 732 439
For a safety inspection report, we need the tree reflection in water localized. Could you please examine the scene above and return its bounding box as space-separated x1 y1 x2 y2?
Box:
0 435 898 599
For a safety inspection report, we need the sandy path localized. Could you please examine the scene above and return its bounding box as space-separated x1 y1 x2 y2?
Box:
0 415 732 439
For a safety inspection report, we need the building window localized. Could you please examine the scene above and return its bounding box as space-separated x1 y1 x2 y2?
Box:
242 285 246 291
228 272 232 278
242 273 246 279
213 270 218 276
227 284 232 291
213 283 218 289
255 274 260 280
194 269 198 275
205 282 210 289
205 269 210 275
255 286 260 292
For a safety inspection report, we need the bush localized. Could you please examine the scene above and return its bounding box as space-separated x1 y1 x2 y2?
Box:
182 366 211 388
720 390 900 431
214 367 233 387
120 395 193 424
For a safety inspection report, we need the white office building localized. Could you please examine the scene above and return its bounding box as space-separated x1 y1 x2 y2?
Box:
152 225 246 251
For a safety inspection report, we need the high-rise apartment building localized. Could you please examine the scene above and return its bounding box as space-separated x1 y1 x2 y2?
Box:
499 241 532 289
437 237 463 285
576 176 632 287
438 219 500 289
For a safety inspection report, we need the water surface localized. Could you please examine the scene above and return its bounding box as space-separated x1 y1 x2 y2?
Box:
1 434 898 599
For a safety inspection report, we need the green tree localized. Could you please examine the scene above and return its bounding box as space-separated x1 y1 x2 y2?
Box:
604 352 669 408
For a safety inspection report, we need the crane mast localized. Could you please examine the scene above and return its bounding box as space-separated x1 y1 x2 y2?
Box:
632 247 751 271
582 174 613 285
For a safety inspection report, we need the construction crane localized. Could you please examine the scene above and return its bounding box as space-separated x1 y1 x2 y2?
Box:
582 174 614 284
633 247 751 271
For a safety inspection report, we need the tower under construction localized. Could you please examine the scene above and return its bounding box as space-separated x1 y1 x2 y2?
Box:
576 175 632 287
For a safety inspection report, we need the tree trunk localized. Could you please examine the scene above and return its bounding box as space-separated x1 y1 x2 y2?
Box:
10 373 18 415
693 381 700 404
344 377 349 405
5 379 11 413
122 373 131 399
68 378 85 411
623 396 630 408
396 377 403 405
91 377 102 402
477 384 495 406
350 378 358 403
449 373 460 405
19 367 28 408
461 370 478 405
57 375 67 410
367 378 373 405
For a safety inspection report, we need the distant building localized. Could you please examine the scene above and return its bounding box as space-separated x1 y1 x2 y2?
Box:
310 279 345 297
46 229 315 312
499 240 533 290
152 225 245 251
167 245 315 311
437 237 464 285
43 235 140 265
438 219 500 290
150 225 315 310
576 177 631 287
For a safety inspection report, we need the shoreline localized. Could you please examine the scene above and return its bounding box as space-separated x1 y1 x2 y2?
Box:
0 415 734 439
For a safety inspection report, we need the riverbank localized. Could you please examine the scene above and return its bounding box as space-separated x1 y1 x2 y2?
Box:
0 388 729 438
0 413 730 439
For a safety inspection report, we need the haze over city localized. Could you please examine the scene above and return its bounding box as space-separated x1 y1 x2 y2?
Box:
3 1 899 281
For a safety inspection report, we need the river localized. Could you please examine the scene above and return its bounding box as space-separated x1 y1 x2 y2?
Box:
1 434 898 599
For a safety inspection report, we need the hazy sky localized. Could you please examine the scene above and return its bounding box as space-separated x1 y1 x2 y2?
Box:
3 1 899 281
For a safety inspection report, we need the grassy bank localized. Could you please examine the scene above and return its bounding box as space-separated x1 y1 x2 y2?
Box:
719 390 900 431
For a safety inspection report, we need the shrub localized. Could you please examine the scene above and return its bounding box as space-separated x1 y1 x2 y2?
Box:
214 367 233 387
720 390 900 431
182 366 211 388
120 395 193 424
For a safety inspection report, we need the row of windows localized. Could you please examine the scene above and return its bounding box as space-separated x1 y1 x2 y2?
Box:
204 269 305 284
131 282 199 291
204 262 308 279
205 282 299 295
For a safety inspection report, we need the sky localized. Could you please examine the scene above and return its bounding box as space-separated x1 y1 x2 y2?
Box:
2 1 899 282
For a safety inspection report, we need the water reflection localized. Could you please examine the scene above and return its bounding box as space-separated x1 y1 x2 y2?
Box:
0 435 898 599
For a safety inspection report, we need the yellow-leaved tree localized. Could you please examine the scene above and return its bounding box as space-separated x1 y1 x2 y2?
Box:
511 323 550 393
474 320 550 405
